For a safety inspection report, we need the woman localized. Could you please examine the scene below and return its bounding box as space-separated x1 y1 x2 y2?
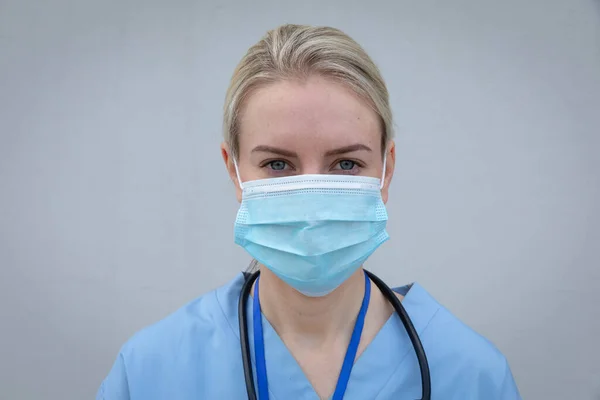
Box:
98 24 521 399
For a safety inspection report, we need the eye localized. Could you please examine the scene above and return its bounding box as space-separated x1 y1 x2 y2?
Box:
260 159 294 175
338 160 356 170
267 160 288 171
331 159 362 174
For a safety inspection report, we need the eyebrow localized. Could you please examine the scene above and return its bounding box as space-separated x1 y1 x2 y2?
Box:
251 145 298 157
324 143 372 156
250 143 372 158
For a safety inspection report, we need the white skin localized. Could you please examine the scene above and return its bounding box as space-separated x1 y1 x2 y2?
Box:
221 74 401 399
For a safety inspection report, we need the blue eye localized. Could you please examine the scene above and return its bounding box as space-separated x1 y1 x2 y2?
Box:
269 160 287 171
339 160 356 170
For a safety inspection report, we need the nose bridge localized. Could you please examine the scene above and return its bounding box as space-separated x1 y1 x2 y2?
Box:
298 152 325 175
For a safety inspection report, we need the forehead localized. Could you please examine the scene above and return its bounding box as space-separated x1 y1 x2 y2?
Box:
238 75 381 153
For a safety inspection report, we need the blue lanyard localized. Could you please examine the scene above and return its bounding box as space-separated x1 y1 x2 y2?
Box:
253 271 371 400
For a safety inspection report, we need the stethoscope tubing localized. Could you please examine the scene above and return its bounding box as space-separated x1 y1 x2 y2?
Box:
239 270 259 400
365 270 431 400
238 269 431 400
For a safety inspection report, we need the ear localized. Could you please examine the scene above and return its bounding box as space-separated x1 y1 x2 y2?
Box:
380 140 395 204
221 142 243 202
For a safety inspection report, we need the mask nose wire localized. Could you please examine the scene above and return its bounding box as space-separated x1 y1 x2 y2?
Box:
232 157 244 190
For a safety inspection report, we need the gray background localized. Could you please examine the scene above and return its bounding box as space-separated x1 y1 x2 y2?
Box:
1 0 599 399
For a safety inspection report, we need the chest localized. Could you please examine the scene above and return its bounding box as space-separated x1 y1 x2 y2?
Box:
279 328 376 399
290 345 350 399
126 315 427 400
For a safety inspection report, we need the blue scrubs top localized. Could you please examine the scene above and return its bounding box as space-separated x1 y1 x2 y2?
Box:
97 273 521 399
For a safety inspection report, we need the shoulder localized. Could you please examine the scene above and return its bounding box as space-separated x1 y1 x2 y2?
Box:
97 274 246 399
400 283 521 399
120 273 244 362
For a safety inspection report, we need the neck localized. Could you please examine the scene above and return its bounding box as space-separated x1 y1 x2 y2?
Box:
257 266 366 347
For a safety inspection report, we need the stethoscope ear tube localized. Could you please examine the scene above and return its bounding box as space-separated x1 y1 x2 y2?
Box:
239 269 431 400
365 270 431 400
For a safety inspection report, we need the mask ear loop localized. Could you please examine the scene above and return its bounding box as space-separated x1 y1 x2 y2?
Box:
380 153 387 190
233 157 245 190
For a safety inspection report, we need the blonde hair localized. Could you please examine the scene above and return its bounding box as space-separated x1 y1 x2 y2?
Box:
223 24 393 159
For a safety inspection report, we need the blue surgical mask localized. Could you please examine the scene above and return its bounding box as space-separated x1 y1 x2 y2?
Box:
232 159 389 297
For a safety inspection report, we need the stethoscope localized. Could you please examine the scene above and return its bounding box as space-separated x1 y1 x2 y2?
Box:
238 268 432 400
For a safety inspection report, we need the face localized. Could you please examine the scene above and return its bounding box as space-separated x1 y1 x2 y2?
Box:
222 75 395 203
